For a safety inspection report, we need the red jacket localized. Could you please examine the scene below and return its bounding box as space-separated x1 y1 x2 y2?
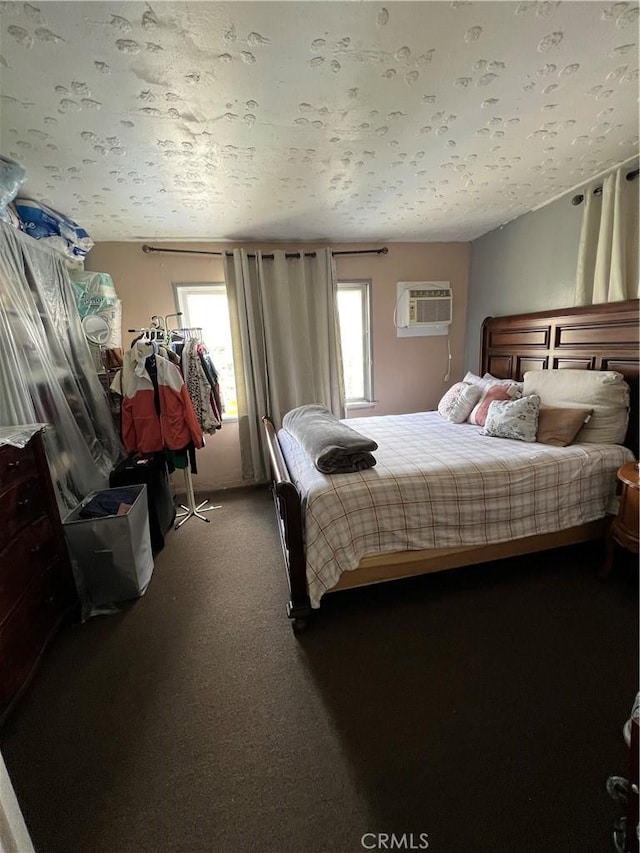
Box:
116 342 203 454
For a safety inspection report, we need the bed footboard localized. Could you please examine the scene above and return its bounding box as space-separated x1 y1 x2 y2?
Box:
262 417 312 632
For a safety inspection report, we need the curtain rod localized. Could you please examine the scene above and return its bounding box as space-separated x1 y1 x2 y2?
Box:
530 152 639 214
141 244 388 259
571 167 639 206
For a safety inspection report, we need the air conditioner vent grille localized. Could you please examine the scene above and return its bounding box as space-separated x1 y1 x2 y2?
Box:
408 288 452 326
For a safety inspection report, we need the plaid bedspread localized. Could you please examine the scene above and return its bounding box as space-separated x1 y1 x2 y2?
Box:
278 411 633 608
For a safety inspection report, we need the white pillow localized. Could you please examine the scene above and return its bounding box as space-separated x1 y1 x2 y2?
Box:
463 371 522 397
483 373 524 396
481 394 541 443
522 369 629 445
463 371 486 387
437 382 482 423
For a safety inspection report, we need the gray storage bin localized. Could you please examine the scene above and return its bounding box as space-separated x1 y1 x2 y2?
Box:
63 484 154 618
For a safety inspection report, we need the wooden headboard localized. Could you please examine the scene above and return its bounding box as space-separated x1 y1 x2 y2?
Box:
480 299 639 458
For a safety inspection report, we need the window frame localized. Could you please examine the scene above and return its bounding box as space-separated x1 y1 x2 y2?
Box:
173 281 238 421
337 279 374 406
174 281 228 318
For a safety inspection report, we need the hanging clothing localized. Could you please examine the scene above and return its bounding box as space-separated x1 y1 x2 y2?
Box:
165 444 198 474
181 338 222 434
199 349 224 422
112 340 203 454
157 343 181 366
145 353 161 417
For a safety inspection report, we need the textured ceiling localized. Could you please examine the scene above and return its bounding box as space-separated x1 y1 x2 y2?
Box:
1 1 638 242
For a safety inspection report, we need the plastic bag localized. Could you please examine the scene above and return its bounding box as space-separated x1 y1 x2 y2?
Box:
69 271 122 348
69 271 117 318
14 197 94 261
0 156 26 210
0 201 24 229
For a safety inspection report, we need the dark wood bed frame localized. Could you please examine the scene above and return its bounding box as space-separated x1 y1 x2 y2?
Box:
263 298 640 633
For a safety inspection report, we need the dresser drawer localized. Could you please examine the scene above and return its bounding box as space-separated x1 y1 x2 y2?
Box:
0 477 46 552
0 559 76 719
0 443 37 488
0 515 58 624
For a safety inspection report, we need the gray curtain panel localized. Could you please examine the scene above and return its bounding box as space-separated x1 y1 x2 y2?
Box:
223 247 345 484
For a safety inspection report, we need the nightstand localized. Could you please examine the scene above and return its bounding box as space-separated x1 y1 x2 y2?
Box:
601 461 640 579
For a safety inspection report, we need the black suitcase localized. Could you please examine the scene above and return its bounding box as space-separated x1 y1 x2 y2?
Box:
109 453 175 552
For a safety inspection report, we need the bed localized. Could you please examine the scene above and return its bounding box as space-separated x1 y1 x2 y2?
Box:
263 299 639 633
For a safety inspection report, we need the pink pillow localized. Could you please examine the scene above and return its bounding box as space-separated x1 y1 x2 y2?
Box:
467 384 513 426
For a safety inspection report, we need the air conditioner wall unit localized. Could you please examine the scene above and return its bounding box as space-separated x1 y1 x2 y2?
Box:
407 287 453 326
396 281 452 337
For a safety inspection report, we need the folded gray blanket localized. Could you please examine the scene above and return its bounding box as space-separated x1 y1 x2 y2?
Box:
282 404 378 474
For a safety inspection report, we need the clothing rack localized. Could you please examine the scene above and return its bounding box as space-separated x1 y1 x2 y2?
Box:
175 467 220 529
170 324 221 529
127 326 168 344
117 316 222 531
128 313 184 346
172 326 203 341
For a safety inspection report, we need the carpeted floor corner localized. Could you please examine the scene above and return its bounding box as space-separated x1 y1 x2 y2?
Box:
0 485 637 853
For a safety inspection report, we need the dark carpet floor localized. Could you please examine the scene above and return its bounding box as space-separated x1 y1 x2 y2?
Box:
1 486 637 853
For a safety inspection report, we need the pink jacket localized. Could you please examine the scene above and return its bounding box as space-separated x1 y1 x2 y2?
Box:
115 342 203 454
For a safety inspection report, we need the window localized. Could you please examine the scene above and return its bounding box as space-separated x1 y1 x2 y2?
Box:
337 281 373 404
174 283 238 418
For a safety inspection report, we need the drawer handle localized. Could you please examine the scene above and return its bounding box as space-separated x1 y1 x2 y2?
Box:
17 498 29 507
30 545 42 554
7 460 20 469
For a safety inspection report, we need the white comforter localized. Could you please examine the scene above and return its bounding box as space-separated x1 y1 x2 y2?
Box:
278 411 633 608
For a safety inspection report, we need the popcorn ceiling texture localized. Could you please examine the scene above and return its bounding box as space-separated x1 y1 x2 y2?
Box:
1 0 638 242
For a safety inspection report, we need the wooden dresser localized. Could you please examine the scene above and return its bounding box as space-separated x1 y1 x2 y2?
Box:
0 429 78 723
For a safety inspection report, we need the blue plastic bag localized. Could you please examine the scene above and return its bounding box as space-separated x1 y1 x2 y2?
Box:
14 198 94 260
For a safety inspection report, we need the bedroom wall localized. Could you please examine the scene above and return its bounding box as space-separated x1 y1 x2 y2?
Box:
464 193 583 373
87 240 470 491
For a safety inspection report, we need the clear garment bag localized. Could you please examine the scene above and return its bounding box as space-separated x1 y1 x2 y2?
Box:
0 222 122 515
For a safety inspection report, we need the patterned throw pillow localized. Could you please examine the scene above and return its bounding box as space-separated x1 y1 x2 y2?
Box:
466 384 514 426
481 394 542 442
437 382 483 423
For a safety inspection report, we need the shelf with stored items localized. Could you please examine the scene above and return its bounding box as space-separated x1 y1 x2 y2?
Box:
97 368 122 434
0 427 78 723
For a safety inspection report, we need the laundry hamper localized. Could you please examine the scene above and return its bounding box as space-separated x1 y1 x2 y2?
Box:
63 484 154 618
